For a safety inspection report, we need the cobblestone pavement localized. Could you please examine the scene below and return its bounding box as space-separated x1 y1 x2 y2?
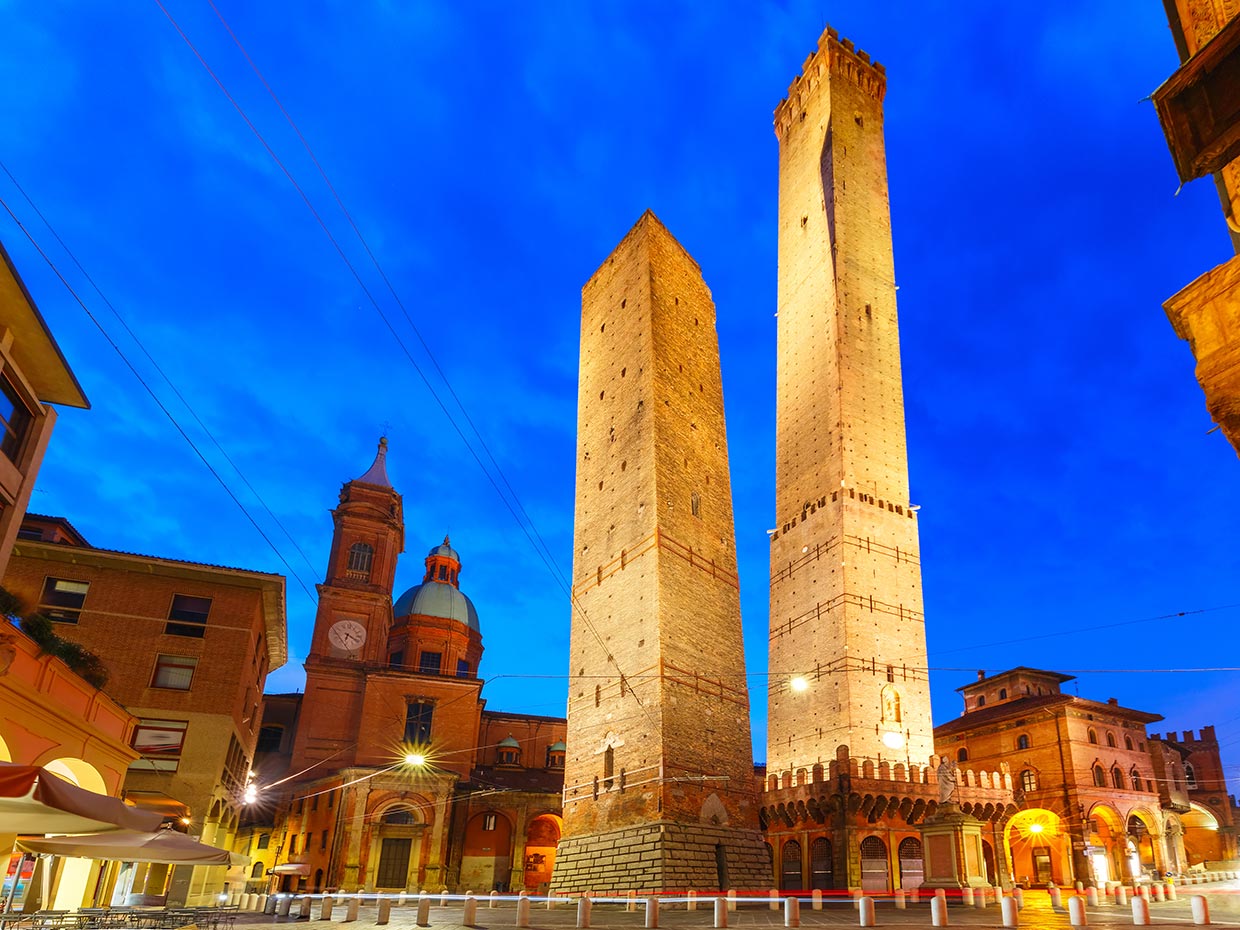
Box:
232 882 1239 930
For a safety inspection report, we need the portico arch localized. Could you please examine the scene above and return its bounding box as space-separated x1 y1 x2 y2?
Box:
1005 808 1069 886
1181 802 1222 866
1126 812 1158 877
1086 803 1124 885
521 813 561 891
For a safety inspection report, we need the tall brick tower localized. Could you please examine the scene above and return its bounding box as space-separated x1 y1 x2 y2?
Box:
767 28 934 775
552 212 768 893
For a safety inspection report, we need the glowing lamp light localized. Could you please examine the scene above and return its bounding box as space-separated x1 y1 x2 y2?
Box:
242 784 258 804
790 676 809 693
881 731 905 750
1029 823 1044 834
405 753 427 767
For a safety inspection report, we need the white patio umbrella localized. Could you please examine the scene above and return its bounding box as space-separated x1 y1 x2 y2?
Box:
0 762 162 834
16 829 248 866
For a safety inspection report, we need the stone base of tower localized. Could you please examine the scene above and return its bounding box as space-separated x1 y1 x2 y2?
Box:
551 822 770 894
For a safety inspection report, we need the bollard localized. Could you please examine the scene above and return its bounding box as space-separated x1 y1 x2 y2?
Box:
319 897 334 921
962 887 975 907
853 889 864 909
977 887 989 909
262 895 275 915
688 891 697 912
442 890 450 908
1132 896 1150 926
771 889 781 911
714 896 728 929
931 895 948 927
812 889 823 910
1050 886 1063 909
785 895 800 928
859 896 876 928
895 890 906 910
1115 886 1127 906
577 896 592 929
1076 882 1085 893
1166 883 1177 902
1153 884 1166 903
1086 887 1099 908
1068 896 1087 926
628 890 637 913
1191 895 1210 926
516 895 531 929
398 893 407 907
276 895 292 917
644 896 659 929
299 896 313 919
911 888 920 904
1014 887 1025 909
344 897 359 922
490 891 499 909
416 896 430 928
1002 896 1018 928
727 890 737 912
547 895 558 910
378 898 392 926
464 896 478 927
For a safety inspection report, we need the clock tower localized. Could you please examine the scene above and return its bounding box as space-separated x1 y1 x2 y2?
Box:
308 437 404 664
292 438 406 771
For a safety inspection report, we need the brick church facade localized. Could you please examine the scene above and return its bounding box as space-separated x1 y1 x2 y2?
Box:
246 441 566 894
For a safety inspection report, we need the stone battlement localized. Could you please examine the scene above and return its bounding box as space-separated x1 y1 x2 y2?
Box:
1150 726 1218 744
774 26 886 138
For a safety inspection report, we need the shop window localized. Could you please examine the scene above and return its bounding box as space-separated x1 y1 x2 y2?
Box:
151 654 198 690
130 719 188 772
0 376 32 462
38 577 89 623
165 594 211 637
418 651 442 675
404 701 433 743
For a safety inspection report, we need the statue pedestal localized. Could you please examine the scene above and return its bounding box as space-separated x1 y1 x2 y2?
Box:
919 803 991 894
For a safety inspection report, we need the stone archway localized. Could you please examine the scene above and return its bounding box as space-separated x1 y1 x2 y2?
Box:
372 805 425 891
1181 803 1222 866
41 757 106 909
1005 808 1069 887
522 814 561 891
1087 803 1124 886
1126 812 1158 878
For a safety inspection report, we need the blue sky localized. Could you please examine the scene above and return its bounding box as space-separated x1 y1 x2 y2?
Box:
1 1 1237 783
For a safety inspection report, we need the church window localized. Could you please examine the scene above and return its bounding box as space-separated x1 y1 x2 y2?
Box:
603 746 615 789
418 652 442 675
1106 731 1117 748
39 577 89 623
1185 764 1197 789
956 748 968 762
165 594 211 637
1017 734 1030 750
482 813 497 831
547 746 565 768
497 742 520 766
1088 729 1098 744
1092 765 1106 787
404 702 433 744
456 659 470 677
347 543 374 578
383 808 415 825
151 654 198 691
1020 769 1037 792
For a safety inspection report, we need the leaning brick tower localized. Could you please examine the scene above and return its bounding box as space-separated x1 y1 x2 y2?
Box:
767 28 934 776
551 211 769 893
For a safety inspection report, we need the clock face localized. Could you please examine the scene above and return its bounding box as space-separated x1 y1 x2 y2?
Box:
328 619 367 652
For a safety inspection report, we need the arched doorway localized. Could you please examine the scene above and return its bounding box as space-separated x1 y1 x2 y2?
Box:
522 814 561 891
1087 804 1124 885
859 836 889 892
1181 804 1221 867
981 840 996 885
1126 814 1157 879
373 806 422 890
810 837 833 890
1006 808 1069 887
460 811 512 892
898 837 923 890
780 840 802 891
43 758 106 908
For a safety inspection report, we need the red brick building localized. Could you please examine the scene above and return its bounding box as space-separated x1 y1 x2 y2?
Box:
250 442 565 894
4 515 286 904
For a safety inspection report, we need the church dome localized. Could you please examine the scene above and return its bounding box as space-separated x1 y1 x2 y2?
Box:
393 582 479 633
427 539 459 562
